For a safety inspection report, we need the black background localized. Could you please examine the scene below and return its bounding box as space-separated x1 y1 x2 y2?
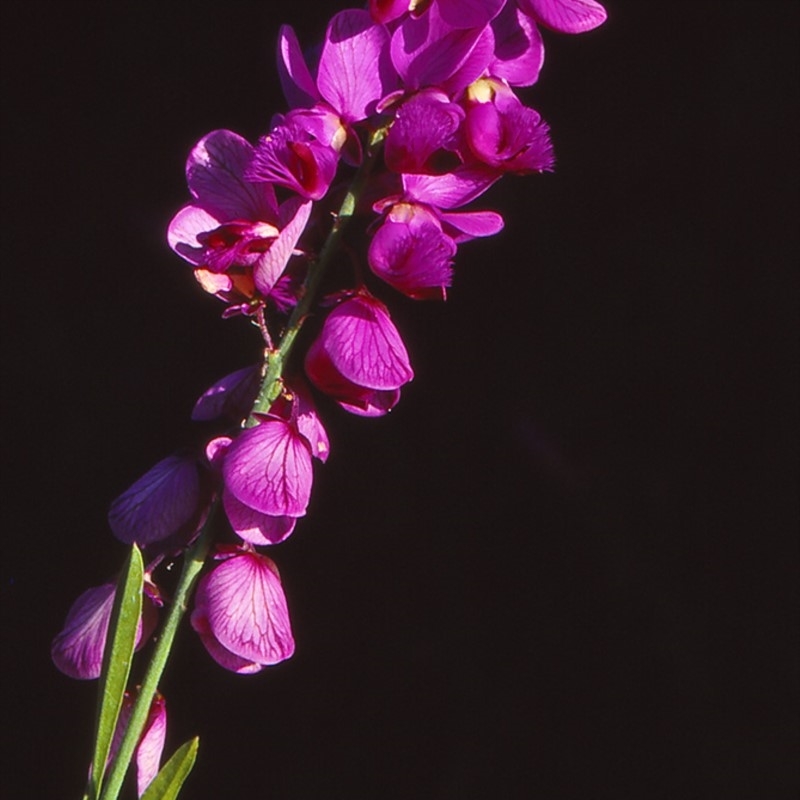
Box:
2 2 797 798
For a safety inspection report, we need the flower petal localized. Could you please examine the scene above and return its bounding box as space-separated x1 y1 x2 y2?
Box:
252 197 312 295
108 455 201 546
191 365 261 423
277 25 320 109
520 0 607 34
222 488 297 546
222 419 313 517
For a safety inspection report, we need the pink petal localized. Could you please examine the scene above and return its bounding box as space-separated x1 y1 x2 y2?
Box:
277 25 320 109
195 553 295 667
186 129 278 221
190 607 264 674
317 10 395 122
316 295 414 390
253 197 312 295
222 419 313 518
108 455 201 546
135 694 167 797
292 381 331 463
222 488 297 546
403 165 500 209
167 205 220 265
520 0 607 34
439 210 504 241
438 0 505 29
489 4 545 86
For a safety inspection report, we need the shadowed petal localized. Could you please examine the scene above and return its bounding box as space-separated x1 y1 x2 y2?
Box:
167 205 220 265
109 455 201 546
186 130 278 221
490 3 545 86
277 25 320 109
403 165 500 208
192 365 260 423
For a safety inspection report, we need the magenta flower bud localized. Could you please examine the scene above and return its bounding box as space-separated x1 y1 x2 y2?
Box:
191 551 295 673
51 582 158 680
518 0 607 35
305 293 414 416
108 454 204 547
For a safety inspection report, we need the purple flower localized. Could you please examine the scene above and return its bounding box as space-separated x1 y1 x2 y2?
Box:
305 293 414 416
518 0 607 35
168 129 312 305
463 79 554 173
51 581 158 680
191 550 295 674
107 691 167 798
108 453 205 548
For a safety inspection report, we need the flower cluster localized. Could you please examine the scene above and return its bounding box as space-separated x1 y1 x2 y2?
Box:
53 2 605 785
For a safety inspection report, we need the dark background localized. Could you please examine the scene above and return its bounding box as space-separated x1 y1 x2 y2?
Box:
2 2 797 798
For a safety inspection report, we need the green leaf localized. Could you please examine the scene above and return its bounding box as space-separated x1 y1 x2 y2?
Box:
87 545 144 800
140 737 199 800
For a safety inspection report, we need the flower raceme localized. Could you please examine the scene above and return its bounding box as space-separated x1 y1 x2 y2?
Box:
55 0 606 694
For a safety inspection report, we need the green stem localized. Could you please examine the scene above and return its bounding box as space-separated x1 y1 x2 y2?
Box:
247 126 387 423
98 516 215 800
95 126 387 798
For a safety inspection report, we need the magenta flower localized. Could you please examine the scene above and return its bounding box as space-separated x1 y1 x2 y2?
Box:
247 117 340 201
107 691 167 798
51 581 158 680
108 453 205 548
206 386 326 546
463 79 554 174
191 550 295 673
305 293 414 416
368 203 457 299
167 129 312 304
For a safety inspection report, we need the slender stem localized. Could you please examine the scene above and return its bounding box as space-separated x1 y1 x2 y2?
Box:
94 126 387 798
247 127 387 423
98 514 215 800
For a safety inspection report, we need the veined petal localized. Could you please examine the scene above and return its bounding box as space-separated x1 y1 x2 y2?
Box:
195 553 295 667
253 197 312 295
316 295 413 390
520 0 607 34
222 418 313 517
108 455 201 546
403 165 500 208
135 693 167 797
190 607 264 674
277 25 320 109
186 130 278 221
440 209 505 241
317 9 396 122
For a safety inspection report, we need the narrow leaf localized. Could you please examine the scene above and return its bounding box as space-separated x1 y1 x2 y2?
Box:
140 737 199 800
87 545 144 800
